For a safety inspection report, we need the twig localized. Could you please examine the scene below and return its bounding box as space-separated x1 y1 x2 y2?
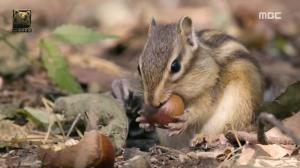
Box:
42 97 54 109
43 120 53 144
55 117 66 140
257 112 300 145
42 97 66 140
231 124 242 148
67 113 82 137
225 130 295 145
75 127 84 138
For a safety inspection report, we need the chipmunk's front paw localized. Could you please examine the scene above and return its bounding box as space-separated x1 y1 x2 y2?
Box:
190 133 225 149
190 133 208 149
166 113 188 136
136 116 155 131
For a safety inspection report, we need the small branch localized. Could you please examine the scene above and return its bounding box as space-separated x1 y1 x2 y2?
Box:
55 118 66 140
231 124 242 148
225 130 295 145
257 112 300 145
42 97 66 140
67 113 82 137
43 120 53 144
75 127 84 138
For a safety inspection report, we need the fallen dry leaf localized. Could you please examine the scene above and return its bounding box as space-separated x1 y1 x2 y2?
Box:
67 54 128 77
253 156 300 167
67 54 129 91
238 144 256 165
0 120 28 143
238 143 297 166
256 144 294 159
216 148 236 162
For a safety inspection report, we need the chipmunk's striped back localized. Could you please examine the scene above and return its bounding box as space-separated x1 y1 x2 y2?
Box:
197 29 258 67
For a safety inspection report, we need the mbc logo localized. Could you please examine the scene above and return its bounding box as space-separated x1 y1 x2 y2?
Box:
258 12 282 20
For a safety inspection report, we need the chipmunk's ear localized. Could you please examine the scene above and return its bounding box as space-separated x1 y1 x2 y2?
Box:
177 16 198 49
148 17 157 33
13 10 18 16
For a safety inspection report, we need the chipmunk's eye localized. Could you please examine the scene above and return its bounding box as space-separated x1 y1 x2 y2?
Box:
171 59 181 73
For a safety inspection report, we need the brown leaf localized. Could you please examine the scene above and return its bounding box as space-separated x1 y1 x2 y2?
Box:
238 144 256 165
238 144 296 166
255 144 293 159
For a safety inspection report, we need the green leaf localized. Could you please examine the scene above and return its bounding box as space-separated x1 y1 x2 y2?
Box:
18 107 50 127
39 39 83 94
260 81 300 119
52 24 117 44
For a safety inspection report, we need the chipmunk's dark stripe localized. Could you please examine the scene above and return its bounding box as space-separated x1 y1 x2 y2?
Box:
205 34 236 48
211 34 236 48
233 50 250 59
222 50 259 69
233 50 260 68
196 29 211 38
197 30 238 48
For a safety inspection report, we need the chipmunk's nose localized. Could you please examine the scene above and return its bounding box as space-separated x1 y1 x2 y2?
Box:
143 100 166 114
144 90 168 108
143 104 159 115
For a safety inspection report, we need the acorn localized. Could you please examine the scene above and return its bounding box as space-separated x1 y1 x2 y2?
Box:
143 94 184 126
38 130 115 168
96 132 115 168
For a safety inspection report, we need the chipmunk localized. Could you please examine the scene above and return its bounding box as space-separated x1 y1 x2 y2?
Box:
136 16 264 148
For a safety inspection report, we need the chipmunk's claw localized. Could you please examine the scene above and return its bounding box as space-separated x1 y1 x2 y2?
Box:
173 112 188 122
167 123 186 136
136 116 155 131
136 115 146 123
